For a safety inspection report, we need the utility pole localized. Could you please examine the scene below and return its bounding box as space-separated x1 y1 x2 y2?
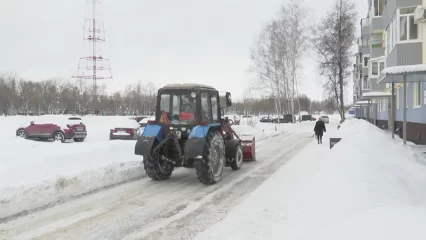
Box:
73 0 112 110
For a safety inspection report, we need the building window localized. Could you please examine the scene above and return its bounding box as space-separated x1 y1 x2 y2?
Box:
363 55 370 67
399 7 419 42
373 0 383 17
396 89 400 109
363 76 369 90
369 59 385 77
386 27 391 54
407 83 409 108
413 82 421 107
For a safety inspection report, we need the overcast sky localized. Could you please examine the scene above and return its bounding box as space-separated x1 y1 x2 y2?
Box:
0 0 367 102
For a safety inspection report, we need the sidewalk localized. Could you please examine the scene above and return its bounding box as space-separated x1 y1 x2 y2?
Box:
196 118 426 240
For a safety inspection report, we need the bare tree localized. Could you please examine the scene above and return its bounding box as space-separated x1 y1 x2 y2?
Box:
250 21 286 119
312 0 356 121
279 0 309 116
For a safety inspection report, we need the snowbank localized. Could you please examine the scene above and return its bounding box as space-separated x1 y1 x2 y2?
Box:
197 119 426 240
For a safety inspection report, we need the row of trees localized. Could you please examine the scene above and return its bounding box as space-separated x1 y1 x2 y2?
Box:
228 94 338 116
0 73 156 116
1 72 338 117
249 0 357 121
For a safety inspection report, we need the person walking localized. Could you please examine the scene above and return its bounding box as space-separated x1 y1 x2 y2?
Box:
314 117 326 144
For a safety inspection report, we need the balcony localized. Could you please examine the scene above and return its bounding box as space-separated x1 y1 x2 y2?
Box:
361 18 370 36
357 37 370 55
370 16 384 34
370 37 385 58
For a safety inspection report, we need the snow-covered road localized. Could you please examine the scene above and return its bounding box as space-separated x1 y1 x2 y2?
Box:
0 131 313 240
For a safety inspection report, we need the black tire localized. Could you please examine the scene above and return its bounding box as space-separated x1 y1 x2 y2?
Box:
17 129 27 138
74 138 84 142
53 132 65 143
231 144 243 171
194 130 226 185
143 142 175 181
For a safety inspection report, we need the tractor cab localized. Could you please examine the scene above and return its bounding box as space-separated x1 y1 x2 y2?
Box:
153 84 231 140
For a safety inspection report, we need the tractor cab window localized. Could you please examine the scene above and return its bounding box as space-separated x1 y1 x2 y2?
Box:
201 92 212 123
211 94 219 122
159 93 196 125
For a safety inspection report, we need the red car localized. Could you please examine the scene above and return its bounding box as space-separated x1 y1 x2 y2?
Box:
16 117 87 143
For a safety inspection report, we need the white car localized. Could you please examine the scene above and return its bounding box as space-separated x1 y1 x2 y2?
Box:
139 116 156 133
321 116 330 123
110 119 142 140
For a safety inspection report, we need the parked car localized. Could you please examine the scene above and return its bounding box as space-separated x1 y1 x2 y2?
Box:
321 115 330 123
16 117 87 143
271 114 294 123
300 114 313 122
66 117 88 142
130 116 149 123
110 119 142 140
283 114 295 123
260 116 272 123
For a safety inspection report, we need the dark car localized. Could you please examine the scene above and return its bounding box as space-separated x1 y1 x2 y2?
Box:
110 119 142 140
260 116 272 122
272 114 294 123
300 114 313 121
16 117 87 143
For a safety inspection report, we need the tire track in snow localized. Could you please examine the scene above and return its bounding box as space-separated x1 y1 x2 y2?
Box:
135 135 311 240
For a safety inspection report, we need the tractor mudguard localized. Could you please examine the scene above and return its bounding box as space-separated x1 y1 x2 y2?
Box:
135 136 156 156
134 124 162 156
184 123 221 159
225 139 240 159
142 124 163 141
184 137 206 159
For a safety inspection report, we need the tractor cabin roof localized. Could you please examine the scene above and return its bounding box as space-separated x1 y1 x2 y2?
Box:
160 83 216 91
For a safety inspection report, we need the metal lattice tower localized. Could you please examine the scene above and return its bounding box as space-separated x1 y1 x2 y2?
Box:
73 0 112 108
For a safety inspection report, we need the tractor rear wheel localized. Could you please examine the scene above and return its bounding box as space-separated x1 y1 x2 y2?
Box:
194 130 226 185
143 143 174 181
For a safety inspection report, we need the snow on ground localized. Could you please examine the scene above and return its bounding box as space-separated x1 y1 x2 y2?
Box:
197 118 426 240
0 115 291 220
0 115 144 219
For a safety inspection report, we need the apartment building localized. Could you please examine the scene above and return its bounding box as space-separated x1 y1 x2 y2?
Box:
353 0 426 144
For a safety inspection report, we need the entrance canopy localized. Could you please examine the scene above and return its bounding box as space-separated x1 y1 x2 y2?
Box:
355 100 369 105
378 64 426 84
362 91 392 99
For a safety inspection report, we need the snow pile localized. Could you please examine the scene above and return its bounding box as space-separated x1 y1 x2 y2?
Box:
197 119 426 240
0 115 144 220
233 123 287 141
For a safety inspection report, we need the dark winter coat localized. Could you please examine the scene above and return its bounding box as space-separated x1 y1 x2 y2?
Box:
314 120 326 136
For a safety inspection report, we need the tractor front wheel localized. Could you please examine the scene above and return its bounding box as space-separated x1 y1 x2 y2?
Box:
230 144 243 171
194 131 226 185
143 143 174 181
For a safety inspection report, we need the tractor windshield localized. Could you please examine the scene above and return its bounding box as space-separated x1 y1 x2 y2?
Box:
159 92 196 125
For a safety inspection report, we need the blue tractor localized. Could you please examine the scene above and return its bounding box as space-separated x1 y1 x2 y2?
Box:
134 83 248 185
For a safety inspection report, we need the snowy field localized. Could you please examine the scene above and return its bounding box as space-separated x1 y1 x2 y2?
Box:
197 118 426 240
0 115 296 220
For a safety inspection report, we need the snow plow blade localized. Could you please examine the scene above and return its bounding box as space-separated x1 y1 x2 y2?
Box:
240 135 256 161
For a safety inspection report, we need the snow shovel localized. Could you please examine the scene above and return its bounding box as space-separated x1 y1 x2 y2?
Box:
237 133 256 161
